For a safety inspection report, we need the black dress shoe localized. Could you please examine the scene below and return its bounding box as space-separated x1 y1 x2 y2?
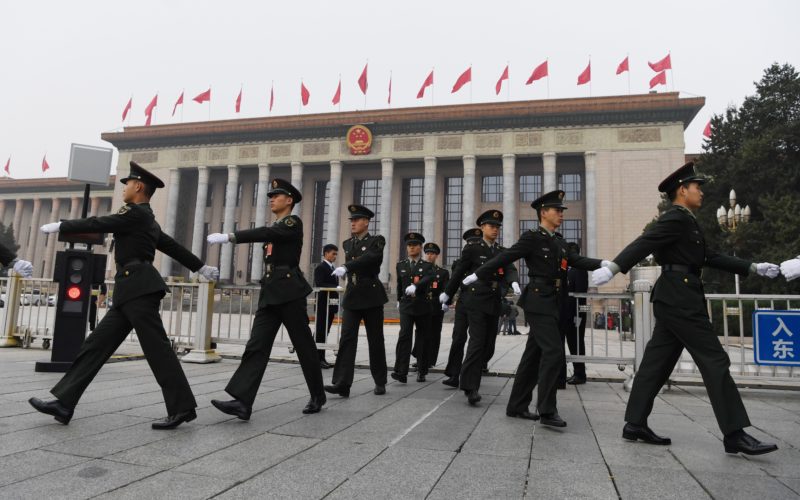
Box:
411 362 418 368
566 376 587 385
152 409 197 430
323 384 350 398
540 413 567 427
302 394 326 414
442 377 459 388
211 399 252 420
320 359 332 369
723 431 778 455
506 410 540 421
465 390 482 405
622 422 671 445
557 381 567 390
29 397 73 424
391 372 407 383
416 373 426 383
374 385 386 395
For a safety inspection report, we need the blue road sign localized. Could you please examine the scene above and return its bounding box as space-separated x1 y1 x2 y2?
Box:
753 310 800 366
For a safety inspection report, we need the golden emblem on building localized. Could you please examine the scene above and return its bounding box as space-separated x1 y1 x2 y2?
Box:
346 125 373 155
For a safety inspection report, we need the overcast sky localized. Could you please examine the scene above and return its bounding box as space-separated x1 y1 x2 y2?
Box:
2 0 798 179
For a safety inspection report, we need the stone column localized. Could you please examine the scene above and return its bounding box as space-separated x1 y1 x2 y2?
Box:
26 197 42 263
45 198 61 278
89 196 102 217
12 199 24 240
502 154 517 245
160 168 182 278
69 196 81 219
462 155 477 227
543 152 557 193
250 163 271 281
327 160 342 248
378 158 394 284
290 161 303 217
220 165 239 282
423 156 437 241
584 151 597 257
190 166 210 278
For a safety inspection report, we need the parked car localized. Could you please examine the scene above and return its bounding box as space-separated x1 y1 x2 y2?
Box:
21 289 49 306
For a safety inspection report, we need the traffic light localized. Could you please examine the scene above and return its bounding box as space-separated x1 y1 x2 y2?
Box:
60 252 94 314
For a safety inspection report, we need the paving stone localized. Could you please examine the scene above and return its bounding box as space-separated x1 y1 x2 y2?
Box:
427 452 528 499
94 470 237 499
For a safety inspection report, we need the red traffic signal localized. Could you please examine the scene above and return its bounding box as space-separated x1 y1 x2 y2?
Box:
66 285 82 300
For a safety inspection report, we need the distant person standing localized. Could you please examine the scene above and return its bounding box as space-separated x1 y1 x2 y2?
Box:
314 244 340 369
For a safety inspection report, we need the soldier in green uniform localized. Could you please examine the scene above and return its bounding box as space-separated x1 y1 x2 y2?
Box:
0 243 33 277
593 162 780 455
441 228 482 388
392 232 435 383
440 211 519 405
29 162 219 429
324 205 389 397
208 178 326 418
421 242 449 368
466 191 603 427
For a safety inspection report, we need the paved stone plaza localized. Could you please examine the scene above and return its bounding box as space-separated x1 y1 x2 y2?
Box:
2 345 799 500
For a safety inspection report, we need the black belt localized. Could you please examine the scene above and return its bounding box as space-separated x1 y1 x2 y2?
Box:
119 259 152 267
530 277 562 288
661 264 701 276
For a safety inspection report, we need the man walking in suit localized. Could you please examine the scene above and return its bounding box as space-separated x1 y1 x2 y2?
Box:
324 205 389 397
208 179 326 418
29 162 219 429
593 162 780 455
314 244 340 369
421 242 449 368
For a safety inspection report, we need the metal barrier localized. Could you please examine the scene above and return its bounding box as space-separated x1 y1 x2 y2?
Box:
0 277 59 348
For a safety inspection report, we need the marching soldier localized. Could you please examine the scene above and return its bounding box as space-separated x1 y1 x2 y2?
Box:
392 232 435 383
324 205 388 397
421 242 449 368
466 191 603 426
442 229 482 388
0 242 33 277
208 178 326 418
441 211 519 405
29 162 219 429
592 162 780 454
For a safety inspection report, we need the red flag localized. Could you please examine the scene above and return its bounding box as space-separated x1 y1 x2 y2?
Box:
42 155 50 173
269 83 274 111
172 91 184 117
417 70 434 99
703 120 712 138
648 54 672 73
616 56 629 75
332 79 341 105
577 62 591 85
451 67 471 94
388 74 392 105
495 65 509 95
526 61 548 85
122 97 132 121
358 63 368 95
3 157 9 175
235 88 242 113
649 70 667 89
144 94 158 126
301 82 310 106
193 88 211 104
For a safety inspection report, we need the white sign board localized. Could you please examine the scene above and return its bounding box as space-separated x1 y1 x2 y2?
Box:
68 144 113 186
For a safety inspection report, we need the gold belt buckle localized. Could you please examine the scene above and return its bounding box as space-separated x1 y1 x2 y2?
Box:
554 278 561 288
352 274 357 285
491 281 498 290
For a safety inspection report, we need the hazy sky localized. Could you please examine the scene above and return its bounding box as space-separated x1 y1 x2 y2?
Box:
2 0 798 179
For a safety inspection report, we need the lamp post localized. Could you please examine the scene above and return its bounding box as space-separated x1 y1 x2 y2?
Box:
716 189 751 295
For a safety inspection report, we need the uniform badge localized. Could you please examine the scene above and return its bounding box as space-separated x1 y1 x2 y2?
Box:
285 217 295 227
558 192 565 200
266 243 273 256
493 211 500 219
361 246 366 251
272 180 278 188
117 205 130 214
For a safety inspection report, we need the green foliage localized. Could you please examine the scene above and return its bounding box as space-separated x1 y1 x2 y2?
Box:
0 222 19 255
695 63 800 294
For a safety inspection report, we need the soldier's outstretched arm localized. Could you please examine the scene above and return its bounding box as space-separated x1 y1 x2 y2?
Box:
157 231 204 273
343 235 385 273
51 205 149 235
475 233 532 281
207 216 302 245
704 249 752 275
566 244 603 271
443 245 475 299
608 214 683 274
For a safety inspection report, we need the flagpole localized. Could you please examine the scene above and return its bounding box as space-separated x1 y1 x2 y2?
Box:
469 64 473 104
627 54 631 95
669 51 675 92
431 67 435 106
270 80 274 115
506 61 510 102
339 73 342 112
364 59 368 110
208 84 212 121
546 58 550 99
388 70 392 109
299 78 302 115
181 89 185 122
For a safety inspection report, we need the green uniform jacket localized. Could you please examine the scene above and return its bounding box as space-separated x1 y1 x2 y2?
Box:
444 240 519 316
396 259 435 316
613 205 751 309
341 233 388 310
232 214 312 307
59 203 203 308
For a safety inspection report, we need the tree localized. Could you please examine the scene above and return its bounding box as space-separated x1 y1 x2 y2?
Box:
695 63 800 294
0 222 19 255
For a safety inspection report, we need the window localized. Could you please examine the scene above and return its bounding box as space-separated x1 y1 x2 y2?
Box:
519 175 542 202
206 188 213 207
481 175 503 202
443 177 463 267
400 178 424 258
201 223 210 262
251 182 259 207
561 219 583 247
517 220 540 286
353 179 382 232
558 173 582 201
311 181 330 263
236 183 243 207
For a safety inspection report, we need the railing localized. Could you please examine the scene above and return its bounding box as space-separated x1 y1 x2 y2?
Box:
0 277 59 348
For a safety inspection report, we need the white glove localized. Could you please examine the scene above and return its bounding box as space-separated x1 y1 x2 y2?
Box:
405 284 417 296
207 233 230 245
780 258 800 281
439 292 449 304
441 303 449 312
574 316 582 328
197 265 219 282
10 259 33 278
462 273 478 286
40 222 61 234
755 262 780 279
396 301 400 309
601 260 612 268
511 282 521 295
592 267 614 287
332 266 347 278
